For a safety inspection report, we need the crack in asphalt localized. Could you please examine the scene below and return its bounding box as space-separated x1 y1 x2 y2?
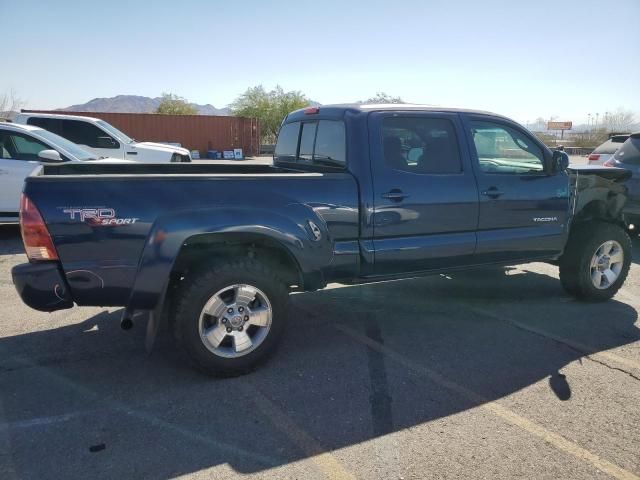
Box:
472 308 640 382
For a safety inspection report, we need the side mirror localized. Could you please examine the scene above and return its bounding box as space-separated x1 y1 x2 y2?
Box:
96 136 118 148
552 150 569 172
37 149 63 162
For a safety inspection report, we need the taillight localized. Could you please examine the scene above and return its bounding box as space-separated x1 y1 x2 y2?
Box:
19 194 58 261
304 107 319 115
603 158 616 167
588 154 600 162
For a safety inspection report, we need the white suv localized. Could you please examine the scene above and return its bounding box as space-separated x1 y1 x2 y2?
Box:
14 113 191 163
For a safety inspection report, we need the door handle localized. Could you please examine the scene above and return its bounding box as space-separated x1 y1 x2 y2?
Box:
481 187 504 199
382 190 410 201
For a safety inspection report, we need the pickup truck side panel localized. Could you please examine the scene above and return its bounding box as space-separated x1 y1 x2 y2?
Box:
26 172 359 309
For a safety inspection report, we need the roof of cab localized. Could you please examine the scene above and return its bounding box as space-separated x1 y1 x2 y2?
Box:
285 103 511 121
18 112 102 122
0 122 45 132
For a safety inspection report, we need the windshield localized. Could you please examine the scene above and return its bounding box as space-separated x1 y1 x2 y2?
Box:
33 128 98 161
96 120 133 144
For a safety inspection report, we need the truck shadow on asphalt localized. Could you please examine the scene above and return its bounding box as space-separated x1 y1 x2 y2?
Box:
0 263 639 478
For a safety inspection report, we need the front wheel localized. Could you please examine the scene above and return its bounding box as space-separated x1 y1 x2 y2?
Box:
173 259 289 376
559 222 632 302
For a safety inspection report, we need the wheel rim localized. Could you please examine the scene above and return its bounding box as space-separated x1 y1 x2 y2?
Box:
589 240 624 290
198 284 272 358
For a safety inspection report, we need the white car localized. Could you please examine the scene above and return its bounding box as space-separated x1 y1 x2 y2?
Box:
587 134 629 165
14 113 191 163
0 123 129 222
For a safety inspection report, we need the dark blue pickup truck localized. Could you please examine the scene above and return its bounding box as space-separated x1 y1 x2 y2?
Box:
12 105 633 376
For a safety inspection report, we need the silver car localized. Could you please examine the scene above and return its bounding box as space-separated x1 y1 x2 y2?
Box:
588 134 629 165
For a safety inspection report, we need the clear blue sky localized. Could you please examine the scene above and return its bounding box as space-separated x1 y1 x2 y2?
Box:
3 0 639 124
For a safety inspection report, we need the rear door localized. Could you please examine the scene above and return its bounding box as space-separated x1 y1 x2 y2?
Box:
0 131 49 214
463 115 569 262
369 112 479 274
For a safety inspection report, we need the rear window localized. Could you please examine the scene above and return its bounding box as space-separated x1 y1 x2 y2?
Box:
27 117 64 135
274 120 346 168
614 136 640 165
593 139 622 155
274 122 299 163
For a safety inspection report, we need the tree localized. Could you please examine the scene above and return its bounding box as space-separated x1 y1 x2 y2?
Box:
603 108 636 132
361 92 404 104
155 93 198 115
231 85 310 143
0 89 24 120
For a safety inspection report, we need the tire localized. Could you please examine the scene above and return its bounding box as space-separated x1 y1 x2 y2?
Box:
559 222 632 302
173 259 289 376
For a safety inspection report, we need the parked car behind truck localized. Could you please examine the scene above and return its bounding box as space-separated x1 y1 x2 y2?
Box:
0 122 128 223
12 105 633 376
604 132 640 228
14 112 191 163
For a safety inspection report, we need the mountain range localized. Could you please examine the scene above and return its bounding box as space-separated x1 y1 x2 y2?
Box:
60 95 231 116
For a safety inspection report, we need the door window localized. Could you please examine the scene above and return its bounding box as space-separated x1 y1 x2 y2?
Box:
470 121 544 174
382 117 462 174
0 132 50 161
61 120 113 148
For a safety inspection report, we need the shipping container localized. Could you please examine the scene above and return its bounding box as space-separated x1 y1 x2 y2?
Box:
22 110 261 157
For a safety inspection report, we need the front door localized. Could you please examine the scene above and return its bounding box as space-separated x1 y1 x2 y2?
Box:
370 112 479 275
464 116 569 262
60 119 123 159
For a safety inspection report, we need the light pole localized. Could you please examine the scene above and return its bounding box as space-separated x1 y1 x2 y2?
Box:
595 112 599 131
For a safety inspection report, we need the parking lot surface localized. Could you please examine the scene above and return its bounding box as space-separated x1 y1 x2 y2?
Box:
0 224 639 480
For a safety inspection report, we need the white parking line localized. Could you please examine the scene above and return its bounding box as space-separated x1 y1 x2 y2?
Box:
337 323 640 480
242 383 357 480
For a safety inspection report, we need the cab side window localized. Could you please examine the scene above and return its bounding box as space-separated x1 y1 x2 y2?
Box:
27 117 64 135
382 117 462 174
61 120 117 149
470 121 544 174
1 132 50 161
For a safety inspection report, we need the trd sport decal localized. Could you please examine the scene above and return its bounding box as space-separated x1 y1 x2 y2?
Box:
62 207 139 225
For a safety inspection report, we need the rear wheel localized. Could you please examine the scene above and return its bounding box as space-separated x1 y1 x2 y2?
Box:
173 259 288 376
559 222 631 302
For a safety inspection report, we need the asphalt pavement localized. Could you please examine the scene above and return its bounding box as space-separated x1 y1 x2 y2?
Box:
0 224 639 480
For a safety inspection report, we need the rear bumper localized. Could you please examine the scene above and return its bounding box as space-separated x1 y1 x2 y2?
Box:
12 262 74 312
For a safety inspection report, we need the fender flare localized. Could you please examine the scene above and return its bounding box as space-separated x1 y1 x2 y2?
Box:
125 204 332 310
